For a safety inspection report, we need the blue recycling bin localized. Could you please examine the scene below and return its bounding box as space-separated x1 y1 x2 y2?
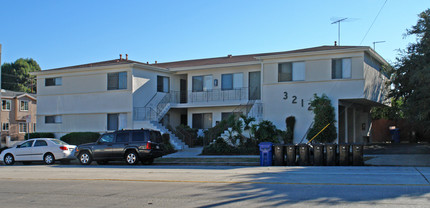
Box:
390 128 400 143
259 142 273 166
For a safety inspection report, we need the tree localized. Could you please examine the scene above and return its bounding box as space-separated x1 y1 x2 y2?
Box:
1 58 40 93
306 94 337 143
388 9 430 134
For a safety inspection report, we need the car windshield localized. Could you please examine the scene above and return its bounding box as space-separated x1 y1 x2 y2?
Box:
50 139 69 145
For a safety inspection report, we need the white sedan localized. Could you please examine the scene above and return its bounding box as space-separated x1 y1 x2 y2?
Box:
0 138 76 165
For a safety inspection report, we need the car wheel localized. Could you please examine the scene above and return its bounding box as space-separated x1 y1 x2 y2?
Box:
96 160 109 165
23 161 32 165
79 151 93 165
142 158 154 165
4 154 15 165
44 153 55 165
125 151 139 165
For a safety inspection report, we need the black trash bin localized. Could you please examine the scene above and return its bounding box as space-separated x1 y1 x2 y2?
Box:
273 144 285 166
285 144 296 166
352 143 364 166
313 144 324 166
298 144 310 166
339 143 350 166
325 143 337 166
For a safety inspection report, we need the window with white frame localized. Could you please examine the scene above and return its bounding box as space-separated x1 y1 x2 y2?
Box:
19 123 28 133
332 58 352 79
107 72 127 90
45 77 62 86
278 62 305 82
20 100 29 111
45 115 62 124
2 123 9 131
157 76 170 93
221 73 243 90
192 75 213 92
2 100 11 111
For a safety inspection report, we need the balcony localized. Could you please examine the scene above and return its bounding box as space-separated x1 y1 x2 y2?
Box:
170 88 251 105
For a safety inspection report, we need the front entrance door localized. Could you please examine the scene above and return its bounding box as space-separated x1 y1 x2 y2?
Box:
249 71 261 100
180 79 187 103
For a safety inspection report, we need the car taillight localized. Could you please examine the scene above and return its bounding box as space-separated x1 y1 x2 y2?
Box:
146 142 152 150
59 146 68 151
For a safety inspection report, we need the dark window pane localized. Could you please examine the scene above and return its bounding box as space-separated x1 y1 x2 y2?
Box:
107 114 119 130
192 76 203 92
332 59 342 79
45 78 55 86
278 63 292 82
116 132 129 143
221 74 233 90
108 73 119 90
192 114 203 129
34 140 48 147
132 131 146 142
45 116 55 123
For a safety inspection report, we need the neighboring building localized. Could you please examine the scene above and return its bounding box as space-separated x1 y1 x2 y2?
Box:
33 46 389 149
0 90 37 144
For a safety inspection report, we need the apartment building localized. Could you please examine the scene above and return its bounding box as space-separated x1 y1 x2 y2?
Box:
1 90 37 144
33 46 389 149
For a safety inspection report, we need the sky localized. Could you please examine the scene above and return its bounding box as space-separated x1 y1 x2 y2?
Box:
0 0 429 70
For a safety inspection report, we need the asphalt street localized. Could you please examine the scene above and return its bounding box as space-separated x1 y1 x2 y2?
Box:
1 165 430 207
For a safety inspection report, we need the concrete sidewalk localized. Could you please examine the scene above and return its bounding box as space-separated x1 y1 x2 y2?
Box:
365 154 430 167
159 146 430 167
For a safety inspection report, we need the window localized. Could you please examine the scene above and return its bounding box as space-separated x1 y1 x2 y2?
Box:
45 115 62 124
150 130 162 143
157 76 170 93
221 73 243 90
192 75 213 92
332 58 351 79
99 134 114 143
33 123 36 132
20 100 29 111
132 131 148 142
34 140 48 147
2 100 11 111
20 140 34 148
107 114 119 130
107 72 127 90
116 132 129 143
45 77 62 86
278 62 305 82
192 113 212 129
221 112 242 121
2 123 9 131
19 123 28 133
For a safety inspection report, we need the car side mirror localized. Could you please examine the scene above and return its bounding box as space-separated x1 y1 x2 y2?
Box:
16 145 21 148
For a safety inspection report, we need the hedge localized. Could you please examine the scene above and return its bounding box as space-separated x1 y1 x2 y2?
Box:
60 132 100 145
24 132 56 140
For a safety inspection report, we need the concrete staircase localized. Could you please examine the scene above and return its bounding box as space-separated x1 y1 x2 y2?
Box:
133 120 188 150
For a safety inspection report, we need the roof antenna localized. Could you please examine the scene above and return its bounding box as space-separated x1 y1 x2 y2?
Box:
331 17 348 46
372 41 385 51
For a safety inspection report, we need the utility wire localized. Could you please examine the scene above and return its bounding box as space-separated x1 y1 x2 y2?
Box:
359 0 388 45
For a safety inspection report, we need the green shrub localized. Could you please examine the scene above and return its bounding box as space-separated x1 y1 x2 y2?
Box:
60 132 100 145
307 94 337 143
24 132 55 140
162 133 176 154
202 138 239 155
254 120 279 143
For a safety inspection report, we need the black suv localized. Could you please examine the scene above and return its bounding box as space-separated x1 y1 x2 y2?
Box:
75 129 164 165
